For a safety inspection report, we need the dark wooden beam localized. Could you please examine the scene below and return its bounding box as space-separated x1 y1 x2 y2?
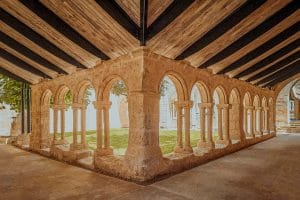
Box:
147 0 195 41
219 22 299 75
263 67 300 88
257 60 300 86
200 1 299 68
246 51 300 82
95 0 139 40
175 0 266 60
0 9 87 69
0 31 68 75
20 0 109 60
0 49 51 79
231 39 300 79
0 67 30 84
140 0 148 46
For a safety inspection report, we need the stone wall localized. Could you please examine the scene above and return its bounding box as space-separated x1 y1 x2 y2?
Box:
29 48 276 182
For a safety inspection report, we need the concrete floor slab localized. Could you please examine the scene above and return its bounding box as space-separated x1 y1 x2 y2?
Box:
0 134 299 200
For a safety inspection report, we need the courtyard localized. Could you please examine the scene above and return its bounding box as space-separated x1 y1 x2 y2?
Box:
1 133 299 200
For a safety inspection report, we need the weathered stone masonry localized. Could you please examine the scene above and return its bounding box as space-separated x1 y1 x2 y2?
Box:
29 49 276 182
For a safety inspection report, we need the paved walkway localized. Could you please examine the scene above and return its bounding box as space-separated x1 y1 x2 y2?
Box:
0 134 299 200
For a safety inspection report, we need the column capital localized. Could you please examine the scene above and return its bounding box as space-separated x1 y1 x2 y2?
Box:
53 104 68 110
182 100 193 108
255 106 262 110
93 100 112 109
199 102 214 108
245 106 254 110
72 103 83 109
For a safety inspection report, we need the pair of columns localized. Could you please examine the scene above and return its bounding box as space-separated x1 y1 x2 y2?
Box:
52 104 67 143
216 104 232 145
71 103 87 150
244 106 270 138
94 101 113 155
174 101 193 153
197 103 214 149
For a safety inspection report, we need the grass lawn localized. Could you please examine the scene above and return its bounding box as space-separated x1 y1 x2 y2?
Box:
60 129 218 155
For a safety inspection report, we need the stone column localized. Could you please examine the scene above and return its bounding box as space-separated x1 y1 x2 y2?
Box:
81 106 87 148
183 101 193 153
223 104 231 145
174 101 183 153
257 107 263 135
103 101 113 154
60 107 65 140
71 103 80 150
206 103 215 149
263 107 270 134
197 103 206 148
248 106 255 138
217 105 223 141
243 107 247 136
93 101 103 151
253 107 257 135
53 107 58 142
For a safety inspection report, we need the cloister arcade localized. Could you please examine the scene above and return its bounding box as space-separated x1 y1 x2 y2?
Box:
29 51 275 181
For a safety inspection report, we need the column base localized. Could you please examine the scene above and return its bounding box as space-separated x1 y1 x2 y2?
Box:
197 140 207 148
174 145 184 153
52 139 69 145
206 141 215 150
263 130 270 135
70 143 85 151
215 139 231 146
183 145 193 153
94 147 113 156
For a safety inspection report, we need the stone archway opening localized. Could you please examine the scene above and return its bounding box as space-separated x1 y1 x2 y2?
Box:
100 78 129 156
53 86 73 146
76 81 97 150
243 92 254 139
159 74 190 155
229 88 241 143
213 86 230 148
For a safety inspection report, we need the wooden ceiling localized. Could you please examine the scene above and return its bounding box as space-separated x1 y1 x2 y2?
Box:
0 0 299 88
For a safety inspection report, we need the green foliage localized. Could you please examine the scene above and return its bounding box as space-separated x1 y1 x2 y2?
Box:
0 74 22 112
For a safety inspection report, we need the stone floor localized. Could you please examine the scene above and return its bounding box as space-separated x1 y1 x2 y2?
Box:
0 133 299 200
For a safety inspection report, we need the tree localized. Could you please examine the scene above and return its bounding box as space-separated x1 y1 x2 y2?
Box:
0 74 22 112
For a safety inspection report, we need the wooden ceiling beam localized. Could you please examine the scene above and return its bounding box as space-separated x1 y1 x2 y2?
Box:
200 0 299 68
0 9 87 69
147 0 195 41
231 39 300 79
0 31 68 75
175 0 266 60
218 22 299 75
262 63 300 88
0 49 51 79
0 67 30 84
140 0 148 46
246 51 300 82
20 0 109 60
95 0 139 40
257 60 300 86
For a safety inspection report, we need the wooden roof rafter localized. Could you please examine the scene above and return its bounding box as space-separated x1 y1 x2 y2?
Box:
0 67 30 84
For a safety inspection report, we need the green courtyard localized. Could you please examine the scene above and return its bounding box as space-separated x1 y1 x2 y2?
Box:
62 129 218 154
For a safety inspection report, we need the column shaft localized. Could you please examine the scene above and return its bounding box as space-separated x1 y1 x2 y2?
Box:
96 108 103 149
72 108 78 145
249 108 254 138
176 105 183 149
61 108 65 140
103 107 110 148
184 103 192 152
81 108 86 147
223 106 231 144
207 105 215 149
200 106 206 142
53 108 58 141
217 106 223 140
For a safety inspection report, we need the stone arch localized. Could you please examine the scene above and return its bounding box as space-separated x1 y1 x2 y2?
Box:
191 81 211 103
41 89 53 107
229 88 241 141
99 75 128 101
55 85 72 105
262 96 268 108
158 71 188 102
213 85 227 104
75 79 96 104
243 92 252 106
